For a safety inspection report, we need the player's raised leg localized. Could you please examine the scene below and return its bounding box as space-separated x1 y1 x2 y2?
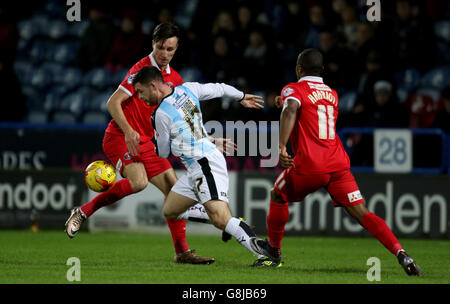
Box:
329 169 422 276
65 162 146 238
345 203 422 276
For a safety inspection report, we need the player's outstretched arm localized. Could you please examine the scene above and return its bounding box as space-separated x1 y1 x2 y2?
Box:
183 82 263 108
106 88 141 156
278 99 298 168
240 94 264 109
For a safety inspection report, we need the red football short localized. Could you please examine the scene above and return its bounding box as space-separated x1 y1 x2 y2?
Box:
102 132 172 178
273 168 364 207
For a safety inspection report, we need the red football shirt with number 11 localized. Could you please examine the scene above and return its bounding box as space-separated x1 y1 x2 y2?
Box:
281 76 350 175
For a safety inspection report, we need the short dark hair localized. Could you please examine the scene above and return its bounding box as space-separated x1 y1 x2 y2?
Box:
152 22 180 43
297 48 324 76
131 66 164 86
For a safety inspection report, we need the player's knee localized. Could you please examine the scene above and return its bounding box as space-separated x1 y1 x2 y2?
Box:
129 176 148 192
162 205 177 219
123 164 148 192
211 218 227 230
205 209 225 230
211 211 231 230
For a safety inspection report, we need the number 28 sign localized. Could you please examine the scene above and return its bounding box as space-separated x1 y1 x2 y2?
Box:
374 129 412 173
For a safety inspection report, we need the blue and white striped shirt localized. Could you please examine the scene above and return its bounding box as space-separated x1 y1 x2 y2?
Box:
152 82 244 168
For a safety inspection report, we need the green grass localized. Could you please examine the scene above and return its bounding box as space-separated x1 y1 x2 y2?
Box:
0 230 449 284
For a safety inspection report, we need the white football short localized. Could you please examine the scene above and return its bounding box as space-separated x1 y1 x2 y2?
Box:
171 150 229 204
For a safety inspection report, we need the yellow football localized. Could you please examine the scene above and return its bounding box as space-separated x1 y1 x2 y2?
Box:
84 160 116 192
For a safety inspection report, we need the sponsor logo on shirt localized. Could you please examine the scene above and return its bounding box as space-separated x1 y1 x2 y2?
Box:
347 190 363 203
124 152 133 160
307 82 332 91
116 159 122 172
173 93 189 109
283 87 294 97
127 73 136 84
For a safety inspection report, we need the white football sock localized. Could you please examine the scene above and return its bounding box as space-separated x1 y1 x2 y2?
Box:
177 204 211 224
225 217 259 256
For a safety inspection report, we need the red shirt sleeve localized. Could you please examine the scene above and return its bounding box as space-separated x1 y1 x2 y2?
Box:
118 57 150 97
281 84 302 107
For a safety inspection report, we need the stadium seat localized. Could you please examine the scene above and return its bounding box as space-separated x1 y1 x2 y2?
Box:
13 60 33 85
82 111 109 125
54 67 82 90
21 85 45 111
43 0 65 18
44 86 70 113
30 41 48 64
84 68 112 90
26 110 48 123
395 68 421 92
174 0 199 29
111 68 128 86
41 62 64 80
67 20 89 37
339 90 357 113
17 19 37 41
52 42 77 64
30 13 51 37
48 20 68 40
16 38 30 58
434 21 450 42
179 67 205 83
88 89 114 112
420 66 450 90
30 67 52 89
434 21 450 64
141 19 155 35
51 110 77 124
59 87 92 117
396 87 409 104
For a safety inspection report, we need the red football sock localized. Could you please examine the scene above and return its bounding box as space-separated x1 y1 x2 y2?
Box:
80 179 133 217
166 218 189 254
267 200 290 249
362 212 403 255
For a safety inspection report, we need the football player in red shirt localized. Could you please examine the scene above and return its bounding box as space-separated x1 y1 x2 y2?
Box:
254 49 422 276
65 23 214 264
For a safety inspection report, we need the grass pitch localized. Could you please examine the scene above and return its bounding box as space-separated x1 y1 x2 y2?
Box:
0 230 448 284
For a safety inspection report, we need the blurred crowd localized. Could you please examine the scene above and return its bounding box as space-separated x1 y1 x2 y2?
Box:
0 0 449 132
